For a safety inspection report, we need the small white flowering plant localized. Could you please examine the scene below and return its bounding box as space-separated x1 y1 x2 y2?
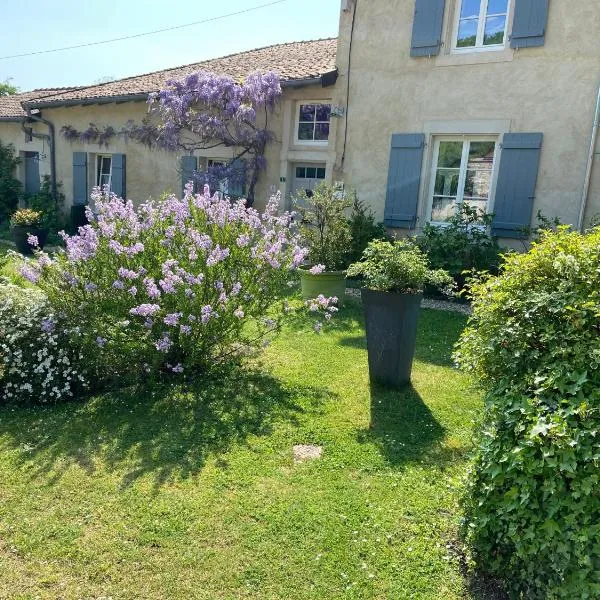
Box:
0 282 88 403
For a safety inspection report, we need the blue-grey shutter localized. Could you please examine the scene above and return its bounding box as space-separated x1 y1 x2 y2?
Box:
492 133 543 238
384 134 425 229
73 152 88 206
410 0 446 57
510 0 549 48
181 155 197 194
111 153 126 198
228 158 247 199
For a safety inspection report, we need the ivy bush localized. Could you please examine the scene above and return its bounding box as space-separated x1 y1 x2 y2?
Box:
22 185 333 385
454 227 600 599
0 141 22 223
0 281 88 403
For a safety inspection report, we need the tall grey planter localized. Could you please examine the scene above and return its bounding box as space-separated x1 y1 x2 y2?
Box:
361 289 423 386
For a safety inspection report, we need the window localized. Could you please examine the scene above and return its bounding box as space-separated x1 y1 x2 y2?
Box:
454 0 510 51
96 154 112 189
207 159 228 196
296 103 331 144
429 138 497 223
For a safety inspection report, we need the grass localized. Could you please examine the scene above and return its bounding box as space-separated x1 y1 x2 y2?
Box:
0 303 496 599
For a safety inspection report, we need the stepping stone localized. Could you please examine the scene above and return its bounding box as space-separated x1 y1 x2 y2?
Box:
293 444 323 463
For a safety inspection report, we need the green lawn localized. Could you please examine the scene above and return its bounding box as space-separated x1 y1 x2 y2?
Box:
0 304 491 599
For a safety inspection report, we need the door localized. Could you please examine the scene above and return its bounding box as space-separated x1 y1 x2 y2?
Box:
291 164 326 201
24 152 40 195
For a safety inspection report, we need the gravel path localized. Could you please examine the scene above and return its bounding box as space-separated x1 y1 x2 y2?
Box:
345 288 472 315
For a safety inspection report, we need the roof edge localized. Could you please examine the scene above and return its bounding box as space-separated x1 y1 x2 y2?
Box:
22 73 335 110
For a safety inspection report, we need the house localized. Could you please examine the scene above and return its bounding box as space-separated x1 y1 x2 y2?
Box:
0 39 339 214
331 0 600 237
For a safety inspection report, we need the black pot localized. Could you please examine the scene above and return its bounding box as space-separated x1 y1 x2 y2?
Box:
10 225 49 255
361 289 423 387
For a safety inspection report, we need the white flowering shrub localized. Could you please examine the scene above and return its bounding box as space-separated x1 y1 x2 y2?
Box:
0 283 88 403
23 186 335 383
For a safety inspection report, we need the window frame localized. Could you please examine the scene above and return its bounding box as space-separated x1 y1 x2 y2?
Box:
452 0 512 53
426 135 500 226
96 154 113 190
294 101 332 146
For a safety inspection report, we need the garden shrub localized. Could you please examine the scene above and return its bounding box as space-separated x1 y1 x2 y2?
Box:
0 282 88 403
25 175 66 242
415 204 502 293
0 141 22 223
25 185 333 383
454 227 600 599
345 193 388 267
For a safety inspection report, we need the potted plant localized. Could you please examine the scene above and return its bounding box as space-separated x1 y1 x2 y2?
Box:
10 209 48 255
296 182 353 303
348 239 453 386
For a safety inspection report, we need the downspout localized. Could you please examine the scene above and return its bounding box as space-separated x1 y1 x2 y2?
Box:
578 81 600 231
21 110 57 206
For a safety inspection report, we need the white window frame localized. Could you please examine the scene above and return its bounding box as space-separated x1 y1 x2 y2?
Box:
426 136 500 226
96 154 112 190
294 101 332 146
452 0 511 53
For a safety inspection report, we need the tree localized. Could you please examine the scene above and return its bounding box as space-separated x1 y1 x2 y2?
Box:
127 70 282 206
0 78 18 96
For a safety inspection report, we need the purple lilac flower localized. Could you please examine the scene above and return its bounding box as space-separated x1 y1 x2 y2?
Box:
27 234 39 247
180 324 192 335
155 334 172 353
184 288 195 298
96 336 108 347
128 286 138 296
129 303 161 317
19 265 40 283
201 305 216 324
112 280 125 290
84 282 98 292
163 312 182 327
188 315 197 322
309 264 325 275
234 308 245 319
143 278 161 299
314 322 323 333
144 319 154 329
40 318 55 333
231 282 242 296
171 364 184 374
236 234 250 248
118 267 139 280
206 245 230 267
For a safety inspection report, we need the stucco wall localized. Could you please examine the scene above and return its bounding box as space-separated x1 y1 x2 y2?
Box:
0 82 341 215
333 0 600 230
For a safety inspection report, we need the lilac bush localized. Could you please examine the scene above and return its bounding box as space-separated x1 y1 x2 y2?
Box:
26 185 334 382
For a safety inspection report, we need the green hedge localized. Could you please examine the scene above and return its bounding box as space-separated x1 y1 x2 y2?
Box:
455 227 600 599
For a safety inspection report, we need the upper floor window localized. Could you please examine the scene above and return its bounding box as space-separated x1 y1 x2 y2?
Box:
454 0 510 51
296 103 331 144
97 154 112 190
428 137 498 223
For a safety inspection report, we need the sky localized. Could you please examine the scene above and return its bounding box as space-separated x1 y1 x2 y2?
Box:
0 0 340 92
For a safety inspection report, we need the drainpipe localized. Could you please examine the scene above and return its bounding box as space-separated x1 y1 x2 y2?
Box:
578 81 600 231
21 110 57 206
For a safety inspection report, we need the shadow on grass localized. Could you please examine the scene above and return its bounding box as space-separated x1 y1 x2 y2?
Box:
356 382 446 466
338 307 468 368
0 368 334 490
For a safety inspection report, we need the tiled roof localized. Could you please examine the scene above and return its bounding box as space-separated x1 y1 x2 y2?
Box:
23 38 338 109
0 88 78 120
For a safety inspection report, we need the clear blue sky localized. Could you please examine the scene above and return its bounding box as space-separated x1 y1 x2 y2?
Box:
0 0 340 92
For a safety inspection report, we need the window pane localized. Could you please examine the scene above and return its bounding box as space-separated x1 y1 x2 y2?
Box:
316 168 326 179
469 141 496 166
484 15 506 45
437 142 463 168
101 156 111 175
457 19 478 47
315 123 330 141
315 104 331 122
299 104 315 122
296 167 306 178
306 167 316 179
487 0 508 14
460 0 481 19
463 198 489 215
431 197 458 222
464 170 492 197
435 169 460 196
298 122 315 141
